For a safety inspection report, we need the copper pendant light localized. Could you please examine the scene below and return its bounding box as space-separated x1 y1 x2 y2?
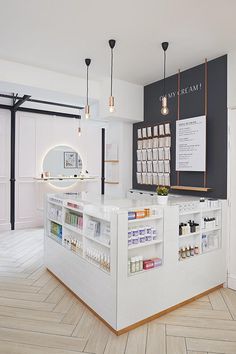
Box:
85 58 91 119
108 39 116 113
161 42 169 116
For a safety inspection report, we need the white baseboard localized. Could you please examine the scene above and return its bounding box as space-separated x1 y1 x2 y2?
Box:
15 220 43 230
0 223 11 231
228 274 236 290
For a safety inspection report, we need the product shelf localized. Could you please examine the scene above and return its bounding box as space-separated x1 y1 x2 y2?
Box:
179 231 201 239
128 265 162 277
83 234 110 248
64 205 83 213
48 233 62 244
179 210 201 216
64 223 83 235
48 217 63 226
128 239 162 250
202 227 221 234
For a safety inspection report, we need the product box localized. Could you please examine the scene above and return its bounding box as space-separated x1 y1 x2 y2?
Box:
128 212 136 220
135 210 146 219
143 259 154 270
153 258 162 267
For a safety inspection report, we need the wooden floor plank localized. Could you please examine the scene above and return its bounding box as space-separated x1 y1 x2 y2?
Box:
0 327 87 352
209 289 229 311
146 323 166 354
186 337 236 353
62 300 85 325
72 308 96 338
104 333 128 354
125 325 147 354
0 340 84 354
167 336 187 354
84 318 110 354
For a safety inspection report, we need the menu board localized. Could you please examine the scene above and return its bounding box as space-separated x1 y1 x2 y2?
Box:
176 116 206 172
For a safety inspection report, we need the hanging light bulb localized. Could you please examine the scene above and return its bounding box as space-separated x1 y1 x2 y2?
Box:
108 39 116 113
161 96 169 115
161 42 169 116
85 58 91 119
75 117 81 136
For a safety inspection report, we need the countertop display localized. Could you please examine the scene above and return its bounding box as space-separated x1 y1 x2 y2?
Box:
44 192 227 334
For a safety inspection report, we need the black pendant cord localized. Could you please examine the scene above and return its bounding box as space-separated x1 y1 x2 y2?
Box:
163 50 166 97
86 65 89 106
110 48 113 96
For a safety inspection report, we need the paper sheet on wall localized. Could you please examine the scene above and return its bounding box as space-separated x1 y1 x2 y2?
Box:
106 144 118 161
176 115 206 172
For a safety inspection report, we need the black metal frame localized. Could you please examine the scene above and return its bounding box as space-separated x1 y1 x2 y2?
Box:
0 93 82 230
101 128 105 195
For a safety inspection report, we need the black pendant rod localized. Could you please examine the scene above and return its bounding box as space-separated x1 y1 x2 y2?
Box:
85 58 91 107
109 39 116 97
161 42 169 97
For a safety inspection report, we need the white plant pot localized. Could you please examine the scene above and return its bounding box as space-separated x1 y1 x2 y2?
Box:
157 195 168 205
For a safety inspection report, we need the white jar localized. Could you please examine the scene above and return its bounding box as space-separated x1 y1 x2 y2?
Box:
139 256 143 271
131 257 136 273
135 257 140 272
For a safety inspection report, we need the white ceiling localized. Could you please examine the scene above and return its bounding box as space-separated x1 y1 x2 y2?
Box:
0 0 235 86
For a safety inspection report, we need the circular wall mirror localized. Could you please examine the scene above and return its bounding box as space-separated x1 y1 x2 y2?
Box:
42 145 83 187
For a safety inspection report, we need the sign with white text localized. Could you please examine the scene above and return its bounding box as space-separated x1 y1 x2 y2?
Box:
176 116 206 171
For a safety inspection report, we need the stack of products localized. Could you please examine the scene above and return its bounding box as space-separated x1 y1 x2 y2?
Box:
199 198 220 209
48 206 62 223
128 256 162 274
65 212 83 230
179 220 200 235
50 222 62 240
202 217 218 229
128 207 158 220
86 220 101 238
179 245 199 260
85 247 110 272
63 236 83 255
128 225 158 247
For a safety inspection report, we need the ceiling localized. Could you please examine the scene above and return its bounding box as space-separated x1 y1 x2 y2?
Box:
0 0 235 86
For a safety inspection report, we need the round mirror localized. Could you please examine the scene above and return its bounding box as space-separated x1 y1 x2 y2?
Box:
42 145 83 188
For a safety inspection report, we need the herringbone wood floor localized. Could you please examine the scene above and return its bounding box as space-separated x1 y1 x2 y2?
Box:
0 229 235 353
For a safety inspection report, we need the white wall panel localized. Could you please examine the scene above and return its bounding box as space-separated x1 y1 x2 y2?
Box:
0 109 10 231
15 111 104 229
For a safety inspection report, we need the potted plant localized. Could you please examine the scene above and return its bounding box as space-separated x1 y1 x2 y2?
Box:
156 186 169 205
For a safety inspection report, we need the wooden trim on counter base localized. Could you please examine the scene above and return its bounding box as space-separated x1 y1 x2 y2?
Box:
171 185 212 192
47 268 222 336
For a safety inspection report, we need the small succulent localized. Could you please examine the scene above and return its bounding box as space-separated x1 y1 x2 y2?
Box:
156 186 169 196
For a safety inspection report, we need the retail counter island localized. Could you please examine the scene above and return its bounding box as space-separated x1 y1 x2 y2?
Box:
44 192 227 334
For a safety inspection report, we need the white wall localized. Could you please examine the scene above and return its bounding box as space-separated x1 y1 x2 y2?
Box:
105 121 133 198
227 50 236 289
0 109 10 231
15 111 104 229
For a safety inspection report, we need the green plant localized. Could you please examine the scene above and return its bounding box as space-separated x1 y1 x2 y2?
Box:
156 186 169 196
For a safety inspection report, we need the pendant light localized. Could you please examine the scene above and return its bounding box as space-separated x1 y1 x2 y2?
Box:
78 119 81 136
108 39 116 113
161 42 169 116
85 58 91 119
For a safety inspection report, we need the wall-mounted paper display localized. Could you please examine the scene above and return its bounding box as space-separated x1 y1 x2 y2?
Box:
137 150 142 161
159 137 165 148
137 140 142 150
142 127 147 138
176 115 206 171
158 161 164 173
153 126 158 136
164 160 170 173
159 125 165 136
153 148 158 160
153 137 158 148
137 129 142 139
142 149 147 160
164 147 170 160
136 122 171 186
158 173 164 185
147 139 153 149
147 127 152 137
147 149 152 160
153 161 158 173
158 148 164 160
142 161 147 172
137 172 142 184
164 123 170 135
142 173 147 184
147 173 152 184
153 173 158 184
147 161 153 172
137 161 142 173
164 173 170 186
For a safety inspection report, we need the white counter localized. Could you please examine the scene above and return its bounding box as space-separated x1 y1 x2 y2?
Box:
44 193 227 334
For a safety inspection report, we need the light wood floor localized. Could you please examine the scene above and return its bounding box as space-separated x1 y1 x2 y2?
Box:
0 229 235 354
